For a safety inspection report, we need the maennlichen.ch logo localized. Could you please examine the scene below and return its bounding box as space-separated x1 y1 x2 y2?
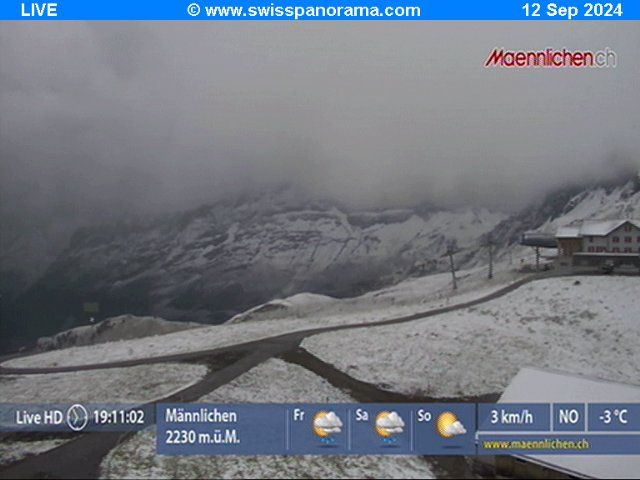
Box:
485 47 618 68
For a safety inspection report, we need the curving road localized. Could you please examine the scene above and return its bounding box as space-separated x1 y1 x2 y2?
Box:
0 271 570 376
0 270 577 478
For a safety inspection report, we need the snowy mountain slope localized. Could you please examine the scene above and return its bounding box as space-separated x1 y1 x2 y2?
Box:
532 176 640 233
6 172 640 349
5 188 504 346
35 314 204 352
303 276 640 397
226 264 526 328
467 171 640 267
226 293 335 324
3 264 523 370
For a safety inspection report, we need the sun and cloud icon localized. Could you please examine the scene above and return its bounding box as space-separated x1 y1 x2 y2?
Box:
312 411 343 444
375 411 405 444
436 411 467 438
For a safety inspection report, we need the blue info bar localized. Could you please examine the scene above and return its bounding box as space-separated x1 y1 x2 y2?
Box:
157 403 640 455
1 0 639 21
0 403 154 432
156 403 476 455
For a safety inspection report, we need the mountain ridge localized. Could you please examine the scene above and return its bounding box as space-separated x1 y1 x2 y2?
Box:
3 171 640 350
2 189 505 347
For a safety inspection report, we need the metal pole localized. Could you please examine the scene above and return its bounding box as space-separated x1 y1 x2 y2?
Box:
448 250 457 290
536 247 540 271
488 243 494 280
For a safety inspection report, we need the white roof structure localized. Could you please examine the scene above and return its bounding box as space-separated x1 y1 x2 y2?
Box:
498 367 640 479
556 225 583 239
556 219 640 239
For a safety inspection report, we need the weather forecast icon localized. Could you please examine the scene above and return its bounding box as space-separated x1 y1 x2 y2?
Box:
375 411 405 444
436 411 467 438
312 411 343 444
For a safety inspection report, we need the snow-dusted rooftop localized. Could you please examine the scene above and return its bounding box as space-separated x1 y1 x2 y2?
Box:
556 219 640 238
555 226 582 239
498 367 640 479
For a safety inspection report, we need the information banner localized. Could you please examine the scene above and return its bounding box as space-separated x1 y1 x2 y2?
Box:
155 402 640 456
3 402 639 455
1 1 638 21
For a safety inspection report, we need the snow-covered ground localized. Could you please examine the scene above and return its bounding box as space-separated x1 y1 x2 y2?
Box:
226 293 336 324
35 315 204 351
0 363 207 404
101 359 434 479
4 263 527 370
0 440 68 467
200 358 353 403
303 276 640 397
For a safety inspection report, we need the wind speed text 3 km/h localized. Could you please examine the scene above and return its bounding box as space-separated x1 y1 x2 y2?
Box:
522 2 623 19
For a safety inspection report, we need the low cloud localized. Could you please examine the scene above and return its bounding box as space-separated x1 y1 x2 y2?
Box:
1 22 639 227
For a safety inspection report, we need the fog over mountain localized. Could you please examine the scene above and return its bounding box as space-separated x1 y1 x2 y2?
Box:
1 22 639 231
3 171 640 351
1 22 640 353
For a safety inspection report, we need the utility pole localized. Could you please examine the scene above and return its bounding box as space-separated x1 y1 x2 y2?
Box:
448 249 457 291
445 239 458 291
486 234 495 280
535 246 541 271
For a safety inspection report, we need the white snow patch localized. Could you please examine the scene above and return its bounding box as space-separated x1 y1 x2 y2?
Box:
226 293 335 324
201 358 352 403
0 363 207 404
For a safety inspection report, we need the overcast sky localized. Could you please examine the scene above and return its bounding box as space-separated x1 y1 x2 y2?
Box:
1 22 639 225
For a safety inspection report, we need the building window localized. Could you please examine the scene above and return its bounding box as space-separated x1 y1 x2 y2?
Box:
589 236 594 242
624 248 632 253
588 246 595 252
613 236 620 243
624 224 632 232
625 237 632 243
613 247 620 253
